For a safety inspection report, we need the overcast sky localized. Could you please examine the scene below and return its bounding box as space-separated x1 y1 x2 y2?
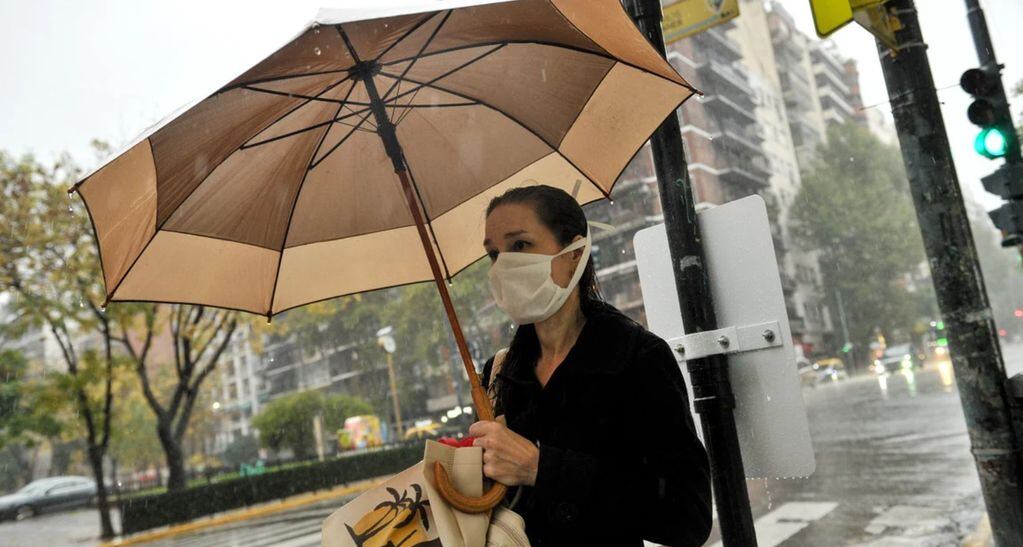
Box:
1 0 1020 209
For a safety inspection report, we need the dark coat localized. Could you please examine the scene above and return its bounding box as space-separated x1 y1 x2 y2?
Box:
481 305 712 547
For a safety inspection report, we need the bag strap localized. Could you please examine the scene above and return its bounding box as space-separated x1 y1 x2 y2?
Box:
487 348 509 408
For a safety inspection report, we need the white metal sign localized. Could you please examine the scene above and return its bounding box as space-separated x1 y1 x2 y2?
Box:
634 195 815 479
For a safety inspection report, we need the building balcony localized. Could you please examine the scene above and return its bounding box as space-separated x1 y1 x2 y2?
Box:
699 59 752 98
772 33 804 63
811 45 846 75
701 94 756 123
699 27 743 61
711 122 765 154
813 65 852 97
718 164 769 189
818 87 856 117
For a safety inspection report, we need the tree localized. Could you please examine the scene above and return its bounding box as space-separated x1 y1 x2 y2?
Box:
0 150 121 538
221 434 260 467
109 372 163 476
323 393 373 433
792 123 936 361
116 305 238 491
0 349 62 489
0 350 60 450
252 391 371 459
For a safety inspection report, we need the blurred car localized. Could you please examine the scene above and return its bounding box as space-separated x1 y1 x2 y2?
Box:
798 357 848 388
813 357 849 384
871 343 921 374
0 476 97 521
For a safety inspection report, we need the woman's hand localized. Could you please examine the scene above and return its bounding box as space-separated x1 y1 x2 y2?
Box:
469 417 539 487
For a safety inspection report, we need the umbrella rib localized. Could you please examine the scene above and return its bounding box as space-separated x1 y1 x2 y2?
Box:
404 158 453 281
240 106 371 150
377 70 612 200
380 39 696 95
394 88 426 126
373 11 443 63
377 44 505 108
220 68 353 93
268 81 358 316
309 110 374 170
243 85 353 105
380 10 451 104
380 10 451 124
235 73 358 150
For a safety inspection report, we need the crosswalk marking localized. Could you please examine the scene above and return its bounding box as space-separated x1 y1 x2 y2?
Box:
708 501 838 547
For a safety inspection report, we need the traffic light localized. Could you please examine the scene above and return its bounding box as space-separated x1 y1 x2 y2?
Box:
981 152 1023 247
960 64 1019 161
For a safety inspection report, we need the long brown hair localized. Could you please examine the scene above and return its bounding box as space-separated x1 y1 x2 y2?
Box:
485 185 605 414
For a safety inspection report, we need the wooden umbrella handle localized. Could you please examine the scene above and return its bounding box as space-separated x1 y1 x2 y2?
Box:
391 167 507 512
433 461 507 513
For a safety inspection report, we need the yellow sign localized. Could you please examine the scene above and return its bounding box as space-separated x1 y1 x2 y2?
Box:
661 0 740 45
809 0 901 51
853 3 902 50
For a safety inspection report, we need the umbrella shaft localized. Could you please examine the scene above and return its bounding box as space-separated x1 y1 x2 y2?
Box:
394 168 495 422
348 51 495 422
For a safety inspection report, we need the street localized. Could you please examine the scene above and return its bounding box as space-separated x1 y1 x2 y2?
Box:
4 342 1021 547
705 359 987 546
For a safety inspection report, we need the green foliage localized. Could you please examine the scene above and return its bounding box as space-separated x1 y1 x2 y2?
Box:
221 434 261 467
0 350 34 447
323 394 373 433
252 391 372 459
109 372 163 470
792 123 936 352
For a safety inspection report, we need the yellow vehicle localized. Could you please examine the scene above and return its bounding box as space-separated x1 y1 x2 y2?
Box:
338 415 383 451
403 421 442 441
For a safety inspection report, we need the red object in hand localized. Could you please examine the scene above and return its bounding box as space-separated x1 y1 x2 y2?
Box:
438 436 477 448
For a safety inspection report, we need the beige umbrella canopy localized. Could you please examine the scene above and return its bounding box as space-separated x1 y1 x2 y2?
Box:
72 0 693 318
71 0 695 512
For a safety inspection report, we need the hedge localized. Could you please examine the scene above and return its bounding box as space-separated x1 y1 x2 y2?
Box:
119 442 424 535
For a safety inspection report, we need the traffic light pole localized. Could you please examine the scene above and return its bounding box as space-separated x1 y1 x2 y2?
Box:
877 0 1023 542
624 1 757 545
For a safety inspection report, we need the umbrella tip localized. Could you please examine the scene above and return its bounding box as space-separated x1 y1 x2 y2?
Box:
266 313 273 325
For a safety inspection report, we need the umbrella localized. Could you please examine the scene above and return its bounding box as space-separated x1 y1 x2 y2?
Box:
70 0 695 512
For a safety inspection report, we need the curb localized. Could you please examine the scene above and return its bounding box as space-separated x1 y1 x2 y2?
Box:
101 477 387 546
962 513 992 547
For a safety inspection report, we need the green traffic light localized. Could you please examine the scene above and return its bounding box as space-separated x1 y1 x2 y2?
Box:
974 127 1009 159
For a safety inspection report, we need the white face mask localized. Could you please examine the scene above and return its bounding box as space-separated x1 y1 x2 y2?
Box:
487 228 593 325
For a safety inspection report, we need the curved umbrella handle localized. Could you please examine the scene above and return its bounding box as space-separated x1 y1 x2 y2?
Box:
432 460 508 513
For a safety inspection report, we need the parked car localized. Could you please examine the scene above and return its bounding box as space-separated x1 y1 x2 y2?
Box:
0 476 97 521
871 343 921 374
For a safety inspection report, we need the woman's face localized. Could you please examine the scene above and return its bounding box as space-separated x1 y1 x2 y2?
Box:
484 202 583 288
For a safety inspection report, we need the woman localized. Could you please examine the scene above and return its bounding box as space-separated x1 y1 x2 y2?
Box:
469 185 712 547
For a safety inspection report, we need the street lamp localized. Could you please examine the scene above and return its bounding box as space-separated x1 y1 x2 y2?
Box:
377 327 404 439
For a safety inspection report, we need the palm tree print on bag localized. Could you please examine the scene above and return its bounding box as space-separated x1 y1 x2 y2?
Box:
345 484 442 547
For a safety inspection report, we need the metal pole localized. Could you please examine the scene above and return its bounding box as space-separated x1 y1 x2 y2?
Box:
385 352 405 438
623 1 756 544
877 1 1023 541
836 290 851 350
